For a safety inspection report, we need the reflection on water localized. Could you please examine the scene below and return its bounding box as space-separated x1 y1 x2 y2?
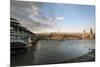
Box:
33 40 95 64
11 40 95 66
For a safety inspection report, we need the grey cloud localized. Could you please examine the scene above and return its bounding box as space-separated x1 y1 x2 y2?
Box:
10 0 54 32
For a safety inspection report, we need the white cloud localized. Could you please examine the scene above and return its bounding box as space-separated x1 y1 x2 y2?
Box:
55 17 64 21
32 5 39 16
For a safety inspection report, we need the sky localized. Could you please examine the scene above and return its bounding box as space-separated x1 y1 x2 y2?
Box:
10 0 95 33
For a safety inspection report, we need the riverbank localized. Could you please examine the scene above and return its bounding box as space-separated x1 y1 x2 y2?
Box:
63 49 95 63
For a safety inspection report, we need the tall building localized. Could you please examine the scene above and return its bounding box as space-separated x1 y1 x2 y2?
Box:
90 28 94 39
90 28 93 35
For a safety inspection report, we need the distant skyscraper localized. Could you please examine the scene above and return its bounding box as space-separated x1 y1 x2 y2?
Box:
83 30 86 34
90 28 94 39
90 28 93 34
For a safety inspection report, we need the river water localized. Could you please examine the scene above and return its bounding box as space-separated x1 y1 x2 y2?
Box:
11 40 95 66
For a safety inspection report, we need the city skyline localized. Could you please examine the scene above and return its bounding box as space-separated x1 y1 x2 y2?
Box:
11 0 95 33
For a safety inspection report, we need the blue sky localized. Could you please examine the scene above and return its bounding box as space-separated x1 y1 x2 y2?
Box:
11 1 95 33
38 3 95 32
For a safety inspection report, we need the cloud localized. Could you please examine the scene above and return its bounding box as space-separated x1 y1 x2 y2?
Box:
11 1 55 32
55 17 64 21
31 5 40 16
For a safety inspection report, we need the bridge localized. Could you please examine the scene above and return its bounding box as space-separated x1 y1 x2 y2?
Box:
10 17 37 50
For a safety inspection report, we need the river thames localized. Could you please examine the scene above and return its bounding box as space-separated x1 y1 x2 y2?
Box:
11 40 95 66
